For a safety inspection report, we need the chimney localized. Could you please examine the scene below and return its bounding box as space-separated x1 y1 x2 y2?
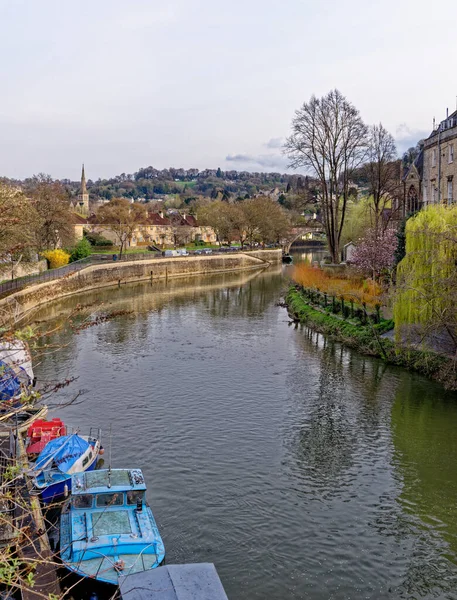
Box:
159 211 164 219
447 107 449 118
182 213 186 221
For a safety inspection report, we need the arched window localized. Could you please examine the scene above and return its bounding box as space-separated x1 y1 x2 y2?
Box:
408 185 419 213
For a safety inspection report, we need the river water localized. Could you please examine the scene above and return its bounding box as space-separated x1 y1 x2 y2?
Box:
32 250 457 600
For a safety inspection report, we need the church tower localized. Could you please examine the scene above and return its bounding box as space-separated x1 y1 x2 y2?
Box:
77 164 89 215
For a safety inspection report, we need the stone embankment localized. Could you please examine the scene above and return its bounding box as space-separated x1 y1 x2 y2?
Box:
0 250 281 327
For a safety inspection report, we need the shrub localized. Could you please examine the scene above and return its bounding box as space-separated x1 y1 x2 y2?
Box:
84 231 113 247
70 237 92 262
42 249 70 269
292 263 383 307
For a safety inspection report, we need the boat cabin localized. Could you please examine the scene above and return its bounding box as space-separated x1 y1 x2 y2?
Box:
71 468 146 510
61 468 165 584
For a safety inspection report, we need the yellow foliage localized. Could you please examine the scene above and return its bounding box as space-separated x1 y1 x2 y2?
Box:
292 263 382 307
42 249 70 269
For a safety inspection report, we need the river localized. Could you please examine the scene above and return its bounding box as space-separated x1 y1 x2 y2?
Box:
32 250 457 600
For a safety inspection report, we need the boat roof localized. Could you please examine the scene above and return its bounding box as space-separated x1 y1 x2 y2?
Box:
119 563 229 600
71 469 147 494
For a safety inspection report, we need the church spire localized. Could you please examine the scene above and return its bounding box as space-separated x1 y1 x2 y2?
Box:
81 163 87 195
76 163 89 216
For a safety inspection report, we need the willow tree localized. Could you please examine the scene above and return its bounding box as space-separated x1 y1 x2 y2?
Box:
285 89 367 263
394 205 457 351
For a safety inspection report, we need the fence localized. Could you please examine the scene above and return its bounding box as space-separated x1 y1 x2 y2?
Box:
296 285 383 324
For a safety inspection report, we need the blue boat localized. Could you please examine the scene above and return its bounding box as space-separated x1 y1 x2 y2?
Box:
60 468 165 585
30 430 101 504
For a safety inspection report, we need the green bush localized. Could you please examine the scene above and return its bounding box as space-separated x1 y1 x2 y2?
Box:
70 237 92 262
84 231 113 247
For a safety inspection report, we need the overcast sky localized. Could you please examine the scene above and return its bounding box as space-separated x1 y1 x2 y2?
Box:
1 0 456 180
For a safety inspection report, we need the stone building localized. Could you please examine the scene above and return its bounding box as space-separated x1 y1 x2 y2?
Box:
401 151 423 215
72 210 217 248
402 109 457 211
422 110 456 205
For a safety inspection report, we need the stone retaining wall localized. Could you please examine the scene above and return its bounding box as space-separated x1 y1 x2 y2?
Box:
0 250 281 327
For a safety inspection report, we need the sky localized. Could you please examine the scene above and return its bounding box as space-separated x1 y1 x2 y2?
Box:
1 0 456 181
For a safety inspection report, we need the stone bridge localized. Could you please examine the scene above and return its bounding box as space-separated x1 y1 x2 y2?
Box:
283 222 325 253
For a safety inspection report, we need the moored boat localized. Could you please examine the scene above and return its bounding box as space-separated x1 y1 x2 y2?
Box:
26 418 66 455
282 253 293 264
0 405 48 438
60 468 165 585
30 430 101 504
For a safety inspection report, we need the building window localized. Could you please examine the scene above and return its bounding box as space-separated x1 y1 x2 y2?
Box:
432 148 436 167
448 179 453 203
449 144 454 163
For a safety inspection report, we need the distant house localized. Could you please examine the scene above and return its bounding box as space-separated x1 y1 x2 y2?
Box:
72 210 217 248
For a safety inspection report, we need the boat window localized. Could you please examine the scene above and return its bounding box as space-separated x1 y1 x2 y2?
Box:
73 494 93 509
96 493 124 508
127 490 145 505
82 456 89 467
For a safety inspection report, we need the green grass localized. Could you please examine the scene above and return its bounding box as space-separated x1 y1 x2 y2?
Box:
173 181 197 189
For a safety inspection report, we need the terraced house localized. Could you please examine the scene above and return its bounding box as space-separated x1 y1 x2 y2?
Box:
74 211 216 248
402 109 457 212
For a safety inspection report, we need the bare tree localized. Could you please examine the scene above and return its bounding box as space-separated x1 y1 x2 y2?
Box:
0 184 40 279
285 89 367 263
29 174 75 251
364 124 400 233
97 198 144 258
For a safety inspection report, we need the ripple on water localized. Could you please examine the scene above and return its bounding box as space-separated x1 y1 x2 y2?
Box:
33 270 457 599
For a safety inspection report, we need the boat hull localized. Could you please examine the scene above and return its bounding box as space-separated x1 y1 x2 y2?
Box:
61 552 165 586
39 458 97 503
36 442 99 504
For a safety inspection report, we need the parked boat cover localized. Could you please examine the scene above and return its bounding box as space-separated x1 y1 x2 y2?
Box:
119 563 229 600
0 360 23 401
33 434 90 474
0 340 34 402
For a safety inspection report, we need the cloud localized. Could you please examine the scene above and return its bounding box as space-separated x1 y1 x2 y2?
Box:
225 153 289 170
395 122 430 154
264 137 284 149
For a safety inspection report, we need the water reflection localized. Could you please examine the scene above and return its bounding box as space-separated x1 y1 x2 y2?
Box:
31 262 457 600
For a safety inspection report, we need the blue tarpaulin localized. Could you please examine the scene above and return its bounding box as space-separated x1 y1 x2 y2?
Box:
33 434 90 473
0 359 22 401
119 564 229 600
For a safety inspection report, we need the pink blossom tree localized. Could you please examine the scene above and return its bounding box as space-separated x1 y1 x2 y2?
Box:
350 227 397 281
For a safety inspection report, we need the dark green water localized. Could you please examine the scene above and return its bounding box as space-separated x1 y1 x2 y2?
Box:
32 253 457 600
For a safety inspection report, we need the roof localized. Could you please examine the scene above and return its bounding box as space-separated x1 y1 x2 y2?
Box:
148 212 170 225
119 563 229 600
72 213 89 224
402 149 423 182
72 469 147 494
184 215 197 227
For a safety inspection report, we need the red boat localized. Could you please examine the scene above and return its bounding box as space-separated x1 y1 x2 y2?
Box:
26 418 66 455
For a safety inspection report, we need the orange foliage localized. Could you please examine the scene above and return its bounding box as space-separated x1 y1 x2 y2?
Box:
292 263 382 307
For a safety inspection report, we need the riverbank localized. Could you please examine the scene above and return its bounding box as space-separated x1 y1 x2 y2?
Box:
0 250 281 327
286 287 457 390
